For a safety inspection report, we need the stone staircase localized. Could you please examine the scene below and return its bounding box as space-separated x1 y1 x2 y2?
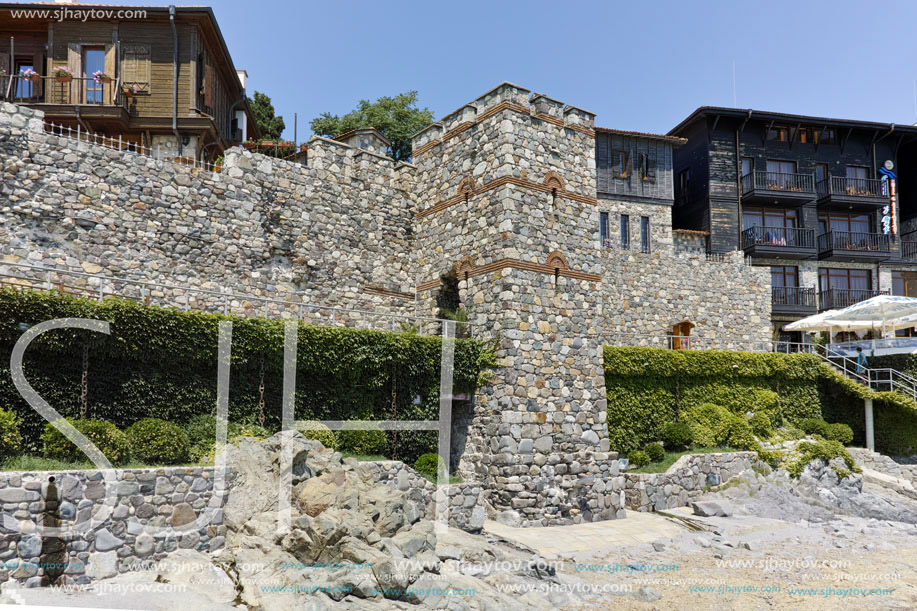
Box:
849 447 917 501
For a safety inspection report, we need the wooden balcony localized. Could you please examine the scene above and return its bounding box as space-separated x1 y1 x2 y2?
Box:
902 241 917 261
772 286 817 315
1 74 131 129
816 176 890 210
817 231 891 262
740 171 816 206
741 226 816 259
819 288 888 311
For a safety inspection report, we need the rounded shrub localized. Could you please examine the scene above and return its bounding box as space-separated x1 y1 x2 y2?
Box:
185 414 244 461
644 442 665 463
42 418 130 465
336 428 388 456
799 417 829 438
293 422 336 450
126 418 190 465
414 452 446 481
749 412 772 438
724 415 758 450
626 450 650 468
684 403 732 447
232 422 271 441
660 421 693 450
825 422 854 445
0 408 23 458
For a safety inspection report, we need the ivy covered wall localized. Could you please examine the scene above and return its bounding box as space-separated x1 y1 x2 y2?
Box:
0 289 496 462
603 347 917 456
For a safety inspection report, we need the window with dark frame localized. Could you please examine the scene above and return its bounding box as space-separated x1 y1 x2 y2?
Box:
767 125 789 142
741 157 753 177
621 214 630 249
617 152 627 178
599 211 609 248
640 216 650 253
771 266 800 305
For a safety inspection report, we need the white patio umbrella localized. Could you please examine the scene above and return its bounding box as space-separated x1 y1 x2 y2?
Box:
783 309 847 332
818 295 917 335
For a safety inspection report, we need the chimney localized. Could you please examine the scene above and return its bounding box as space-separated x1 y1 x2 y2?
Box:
236 69 248 90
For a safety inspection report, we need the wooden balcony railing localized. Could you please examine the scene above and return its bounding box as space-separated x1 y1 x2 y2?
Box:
741 171 815 194
1 74 127 108
772 286 816 307
817 231 891 253
817 176 888 200
819 288 888 311
742 226 815 249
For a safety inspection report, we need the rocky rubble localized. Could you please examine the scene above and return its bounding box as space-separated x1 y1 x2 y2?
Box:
209 432 589 609
697 457 917 524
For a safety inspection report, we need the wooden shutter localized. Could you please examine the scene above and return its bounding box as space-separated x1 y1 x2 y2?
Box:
0 52 8 99
596 135 609 192
647 149 657 180
121 44 150 89
103 44 115 104
67 43 80 103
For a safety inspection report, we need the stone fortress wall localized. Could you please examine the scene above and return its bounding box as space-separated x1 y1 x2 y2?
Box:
0 85 772 522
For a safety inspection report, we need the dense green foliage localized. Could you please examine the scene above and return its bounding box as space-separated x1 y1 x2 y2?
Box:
293 423 337 450
826 422 854 445
644 442 665 462
0 408 22 457
749 412 772 438
413 452 445 481
310 91 434 161
786 439 860 478
660 421 693 450
125 418 191 465
250 91 286 140
626 450 650 468
42 418 130 464
336 428 388 456
0 289 496 465
603 347 821 453
603 347 917 456
799 417 829 437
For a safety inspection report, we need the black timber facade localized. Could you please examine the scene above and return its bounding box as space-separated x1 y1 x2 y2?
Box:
668 107 917 334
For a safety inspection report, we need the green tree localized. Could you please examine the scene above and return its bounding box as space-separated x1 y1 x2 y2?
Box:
310 91 434 162
250 91 286 140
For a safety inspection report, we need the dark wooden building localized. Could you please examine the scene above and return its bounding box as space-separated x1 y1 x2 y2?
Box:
669 107 917 336
0 2 259 162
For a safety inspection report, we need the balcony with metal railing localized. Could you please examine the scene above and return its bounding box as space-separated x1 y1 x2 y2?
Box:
816 176 890 209
741 225 816 259
1 73 131 125
740 171 816 205
772 286 817 315
816 230 891 262
818 287 888 311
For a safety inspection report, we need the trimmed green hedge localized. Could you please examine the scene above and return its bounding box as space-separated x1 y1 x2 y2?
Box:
604 347 822 453
604 346 917 456
0 288 496 464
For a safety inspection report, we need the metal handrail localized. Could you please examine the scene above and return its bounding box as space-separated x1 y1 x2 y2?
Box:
742 226 815 249
2 74 127 108
817 230 891 253
0 259 477 328
817 176 888 199
818 288 887 310
771 286 816 307
741 171 815 194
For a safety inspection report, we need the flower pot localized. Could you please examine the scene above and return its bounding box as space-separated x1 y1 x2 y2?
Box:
26 74 40 83
121 87 135 98
55 75 72 83
98 76 112 84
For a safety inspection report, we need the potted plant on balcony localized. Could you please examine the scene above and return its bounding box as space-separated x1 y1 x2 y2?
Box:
52 66 72 83
20 67 39 83
92 70 112 85
121 84 139 98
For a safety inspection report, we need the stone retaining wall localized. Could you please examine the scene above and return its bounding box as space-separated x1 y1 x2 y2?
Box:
849 448 917 484
360 460 486 532
569 452 757 522
0 467 233 587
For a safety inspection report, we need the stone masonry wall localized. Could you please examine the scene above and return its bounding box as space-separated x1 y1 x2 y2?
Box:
0 102 416 322
0 467 234 587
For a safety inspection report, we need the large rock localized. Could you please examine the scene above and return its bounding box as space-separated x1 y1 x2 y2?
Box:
691 500 734 517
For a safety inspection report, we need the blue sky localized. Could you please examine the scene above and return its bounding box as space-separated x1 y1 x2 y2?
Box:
79 0 917 139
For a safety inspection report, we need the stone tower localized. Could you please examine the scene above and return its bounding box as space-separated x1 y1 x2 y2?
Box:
411 83 613 524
